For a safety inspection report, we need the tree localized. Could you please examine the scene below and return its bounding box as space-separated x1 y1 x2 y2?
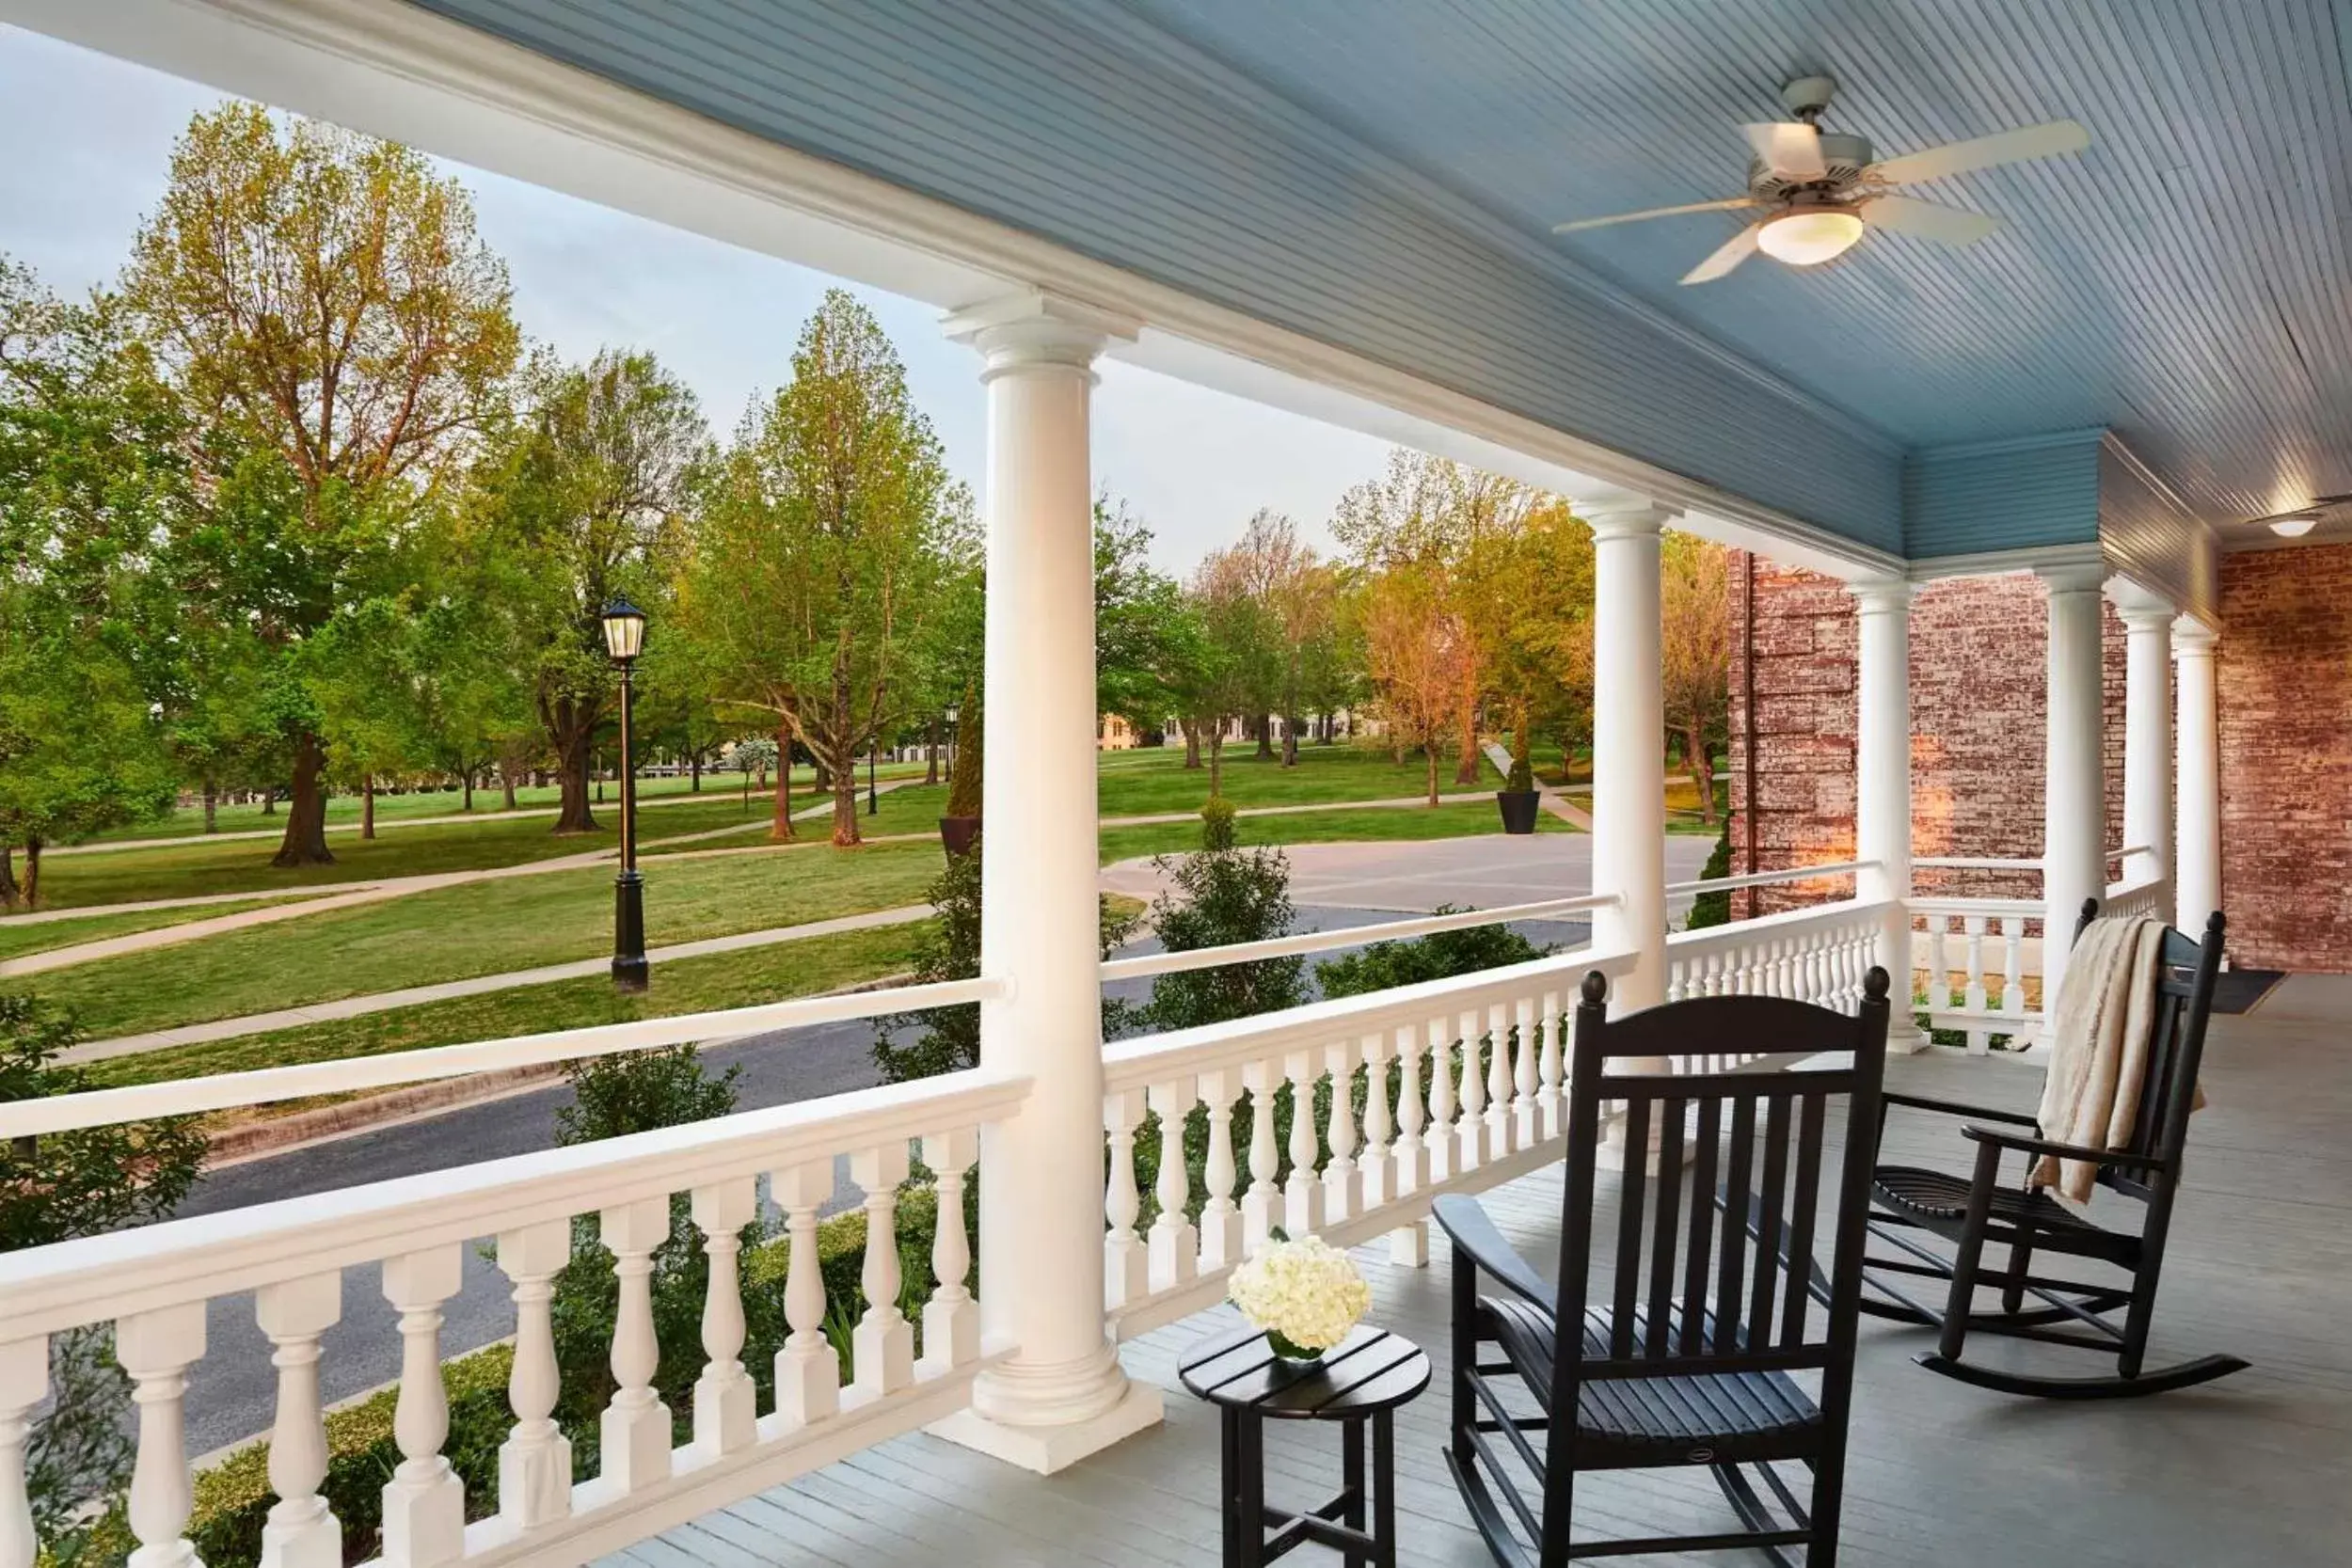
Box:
1359 562 1467 805
477 349 705 834
0 259 183 898
124 104 519 864
1094 495 1191 736
1185 541 1282 794
1661 531 1730 824
681 291 963 847
1488 499 1597 766
3 993 207 1559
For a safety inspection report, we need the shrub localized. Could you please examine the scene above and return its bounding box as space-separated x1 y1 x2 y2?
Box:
1685 821 1735 929
944 680 982 820
1505 754 1534 793
1139 799 1306 1031
1314 910 1549 998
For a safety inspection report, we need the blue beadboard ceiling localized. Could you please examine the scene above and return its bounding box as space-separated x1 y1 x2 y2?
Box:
405 0 2351 560
1126 0 2352 541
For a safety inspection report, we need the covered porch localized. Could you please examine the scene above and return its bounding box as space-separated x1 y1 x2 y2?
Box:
3 2 2344 1567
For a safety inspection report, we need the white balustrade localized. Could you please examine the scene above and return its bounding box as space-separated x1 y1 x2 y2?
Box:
1661 898 1885 1070
1907 896 2041 1053
0 1070 1025 1568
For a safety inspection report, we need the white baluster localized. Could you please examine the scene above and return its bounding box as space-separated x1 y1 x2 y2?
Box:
1928 917 1950 1016
1454 1007 1487 1171
691 1179 758 1457
379 1249 464 1568
2002 918 2026 1017
119 1306 205 1568
1963 916 1989 1012
770 1164 838 1426
599 1198 673 1491
1538 991 1566 1139
1391 1023 1429 1195
495 1220 572 1529
849 1144 914 1400
1321 1040 1359 1225
255 1275 342 1568
1283 1049 1324 1237
1103 1088 1150 1309
1197 1069 1246 1270
0 1338 40 1568
1242 1060 1281 1255
1424 1016 1456 1181
1145 1082 1199 1291
1357 1031 1393 1212
919 1131 981 1372
1510 996 1540 1148
1483 1002 1514 1156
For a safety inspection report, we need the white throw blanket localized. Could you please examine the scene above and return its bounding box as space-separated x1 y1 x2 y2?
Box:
2029 915 2190 1202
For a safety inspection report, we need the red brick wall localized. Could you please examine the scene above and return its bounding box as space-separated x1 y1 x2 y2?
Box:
1728 561 2124 914
2216 546 2352 971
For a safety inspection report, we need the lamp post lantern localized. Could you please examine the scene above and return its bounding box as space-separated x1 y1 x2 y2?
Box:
601 596 650 993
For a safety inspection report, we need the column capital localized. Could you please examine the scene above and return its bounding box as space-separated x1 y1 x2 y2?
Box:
943 291 1139 375
2171 616 2219 654
2106 577 2177 629
1846 576 1914 614
2034 560 2108 594
1581 492 1677 540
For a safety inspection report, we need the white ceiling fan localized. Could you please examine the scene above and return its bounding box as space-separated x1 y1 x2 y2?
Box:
1551 75 2090 284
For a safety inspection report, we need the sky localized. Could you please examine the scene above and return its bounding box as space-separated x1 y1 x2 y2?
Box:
0 24 1394 575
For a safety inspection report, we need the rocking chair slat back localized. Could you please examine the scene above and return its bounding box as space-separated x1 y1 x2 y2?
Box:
2069 901 2226 1197
1553 976 1890 1407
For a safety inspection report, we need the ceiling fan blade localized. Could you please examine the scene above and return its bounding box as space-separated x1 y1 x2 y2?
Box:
1742 121 1827 182
1681 225 1760 285
1871 119 2090 184
1551 197 1757 233
1859 195 2005 245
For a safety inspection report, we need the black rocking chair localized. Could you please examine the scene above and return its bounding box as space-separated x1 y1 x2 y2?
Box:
1861 899 2249 1399
1434 966 1891 1566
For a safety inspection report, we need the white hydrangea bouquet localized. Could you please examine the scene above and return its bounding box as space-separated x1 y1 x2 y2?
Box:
1227 1231 1373 1362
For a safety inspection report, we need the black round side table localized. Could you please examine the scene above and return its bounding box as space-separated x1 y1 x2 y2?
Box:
1179 1323 1431 1568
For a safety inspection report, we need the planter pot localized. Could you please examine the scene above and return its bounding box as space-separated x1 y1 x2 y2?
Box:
1496 790 1541 834
1263 1329 1329 1365
939 816 980 856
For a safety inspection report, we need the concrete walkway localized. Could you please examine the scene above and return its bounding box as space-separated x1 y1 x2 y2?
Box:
59 903 935 1064
1480 739 1595 829
1 783 924 978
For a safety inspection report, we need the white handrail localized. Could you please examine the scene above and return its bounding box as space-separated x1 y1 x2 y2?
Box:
1907 895 2042 917
1665 859 1871 896
0 1065 1029 1338
1100 894 1619 982
1914 855 2041 872
0 974 1007 1139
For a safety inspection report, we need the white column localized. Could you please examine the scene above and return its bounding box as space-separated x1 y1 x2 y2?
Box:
1850 578 1920 1049
933 292 1159 1473
1587 498 1673 1012
2173 618 2221 934
2040 562 2109 1012
2112 588 2175 890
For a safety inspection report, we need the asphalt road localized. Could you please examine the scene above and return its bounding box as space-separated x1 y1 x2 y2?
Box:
164 829 1719 1452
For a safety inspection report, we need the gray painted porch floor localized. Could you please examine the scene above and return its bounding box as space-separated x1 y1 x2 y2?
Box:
613 978 2352 1567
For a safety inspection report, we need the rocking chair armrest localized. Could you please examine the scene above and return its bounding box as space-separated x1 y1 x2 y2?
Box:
1958 1123 2169 1171
1882 1089 2040 1128
1431 1194 1553 1313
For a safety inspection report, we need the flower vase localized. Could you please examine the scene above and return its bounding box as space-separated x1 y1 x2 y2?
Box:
1264 1329 1326 1365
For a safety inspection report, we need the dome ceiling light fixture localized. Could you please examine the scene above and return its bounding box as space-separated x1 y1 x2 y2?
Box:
2249 496 2352 539
1549 74 2090 285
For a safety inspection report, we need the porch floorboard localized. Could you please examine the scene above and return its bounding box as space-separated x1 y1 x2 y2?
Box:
619 979 2352 1566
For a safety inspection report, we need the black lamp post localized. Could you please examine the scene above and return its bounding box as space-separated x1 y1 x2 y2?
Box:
945 704 959 774
867 743 879 816
602 596 649 993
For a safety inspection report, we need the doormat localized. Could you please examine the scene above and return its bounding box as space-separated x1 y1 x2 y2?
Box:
2210 969 2284 1014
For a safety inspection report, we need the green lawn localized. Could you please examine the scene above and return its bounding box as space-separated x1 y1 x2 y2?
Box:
79 758 941 844
33 839 946 1038
82 921 930 1091
0 897 325 962
1093 741 1503 817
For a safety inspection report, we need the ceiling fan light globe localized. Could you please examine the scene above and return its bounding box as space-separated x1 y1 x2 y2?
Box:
1756 207 1865 266
2269 516 2318 538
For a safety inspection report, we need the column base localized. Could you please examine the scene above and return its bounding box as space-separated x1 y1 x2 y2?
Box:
928 1380 1163 1475
1883 1015 1929 1056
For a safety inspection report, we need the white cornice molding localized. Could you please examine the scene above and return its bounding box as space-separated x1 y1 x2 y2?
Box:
1904 541 2105 583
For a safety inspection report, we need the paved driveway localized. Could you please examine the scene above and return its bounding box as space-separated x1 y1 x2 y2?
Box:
1104 831 1721 924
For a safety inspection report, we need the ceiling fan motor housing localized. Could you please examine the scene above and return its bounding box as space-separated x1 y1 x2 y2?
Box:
1747 130 1875 201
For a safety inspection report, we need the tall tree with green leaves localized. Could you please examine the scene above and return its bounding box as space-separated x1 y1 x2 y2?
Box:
123 103 519 863
681 290 964 847
476 349 707 832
